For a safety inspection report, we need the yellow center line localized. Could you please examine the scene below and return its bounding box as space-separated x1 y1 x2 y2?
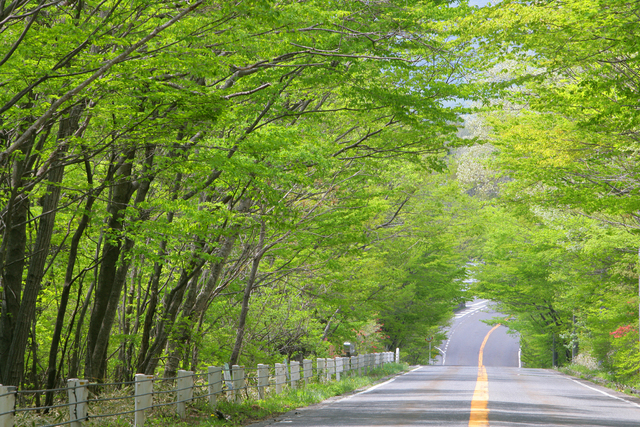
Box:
469 324 501 427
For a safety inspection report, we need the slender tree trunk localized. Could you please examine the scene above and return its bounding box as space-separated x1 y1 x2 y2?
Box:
44 189 98 406
136 172 181 372
0 154 29 384
139 262 203 374
4 104 83 387
85 149 135 381
229 220 266 367
87 144 155 381
163 271 201 379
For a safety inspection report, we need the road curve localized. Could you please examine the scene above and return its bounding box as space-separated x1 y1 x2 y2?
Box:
438 300 520 367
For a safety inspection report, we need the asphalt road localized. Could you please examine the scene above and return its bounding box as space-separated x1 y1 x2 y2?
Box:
253 301 640 426
437 299 520 367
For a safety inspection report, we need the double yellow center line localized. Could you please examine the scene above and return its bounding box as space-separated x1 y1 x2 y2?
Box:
469 324 501 427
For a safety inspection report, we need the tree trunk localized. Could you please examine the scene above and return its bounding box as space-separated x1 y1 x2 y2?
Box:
136 172 181 373
229 220 266 367
4 104 83 387
44 189 98 406
87 144 155 381
163 271 201 379
85 149 135 381
138 262 203 374
0 152 30 385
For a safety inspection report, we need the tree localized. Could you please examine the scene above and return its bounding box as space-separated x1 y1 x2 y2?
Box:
1 0 478 388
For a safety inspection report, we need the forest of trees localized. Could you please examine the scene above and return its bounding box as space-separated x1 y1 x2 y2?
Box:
461 0 640 380
1 0 638 394
0 0 476 392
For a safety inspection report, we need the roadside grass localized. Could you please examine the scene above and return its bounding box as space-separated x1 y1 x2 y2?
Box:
558 363 640 398
147 362 410 427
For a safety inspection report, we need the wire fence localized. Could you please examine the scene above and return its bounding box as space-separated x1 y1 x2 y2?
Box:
0 350 399 427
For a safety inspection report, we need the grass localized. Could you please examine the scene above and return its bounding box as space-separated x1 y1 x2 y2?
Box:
558 363 640 397
148 362 410 426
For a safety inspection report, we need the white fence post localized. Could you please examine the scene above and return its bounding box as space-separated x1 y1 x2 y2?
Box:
335 358 343 381
232 365 244 403
67 379 88 427
135 374 154 427
0 385 15 427
176 370 193 419
290 361 300 389
223 365 233 393
396 347 400 363
275 363 285 394
302 359 312 385
208 366 222 409
326 358 334 382
350 356 357 376
317 358 325 382
257 364 269 399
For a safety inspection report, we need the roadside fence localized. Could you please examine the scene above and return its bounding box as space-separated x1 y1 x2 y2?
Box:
0 350 400 426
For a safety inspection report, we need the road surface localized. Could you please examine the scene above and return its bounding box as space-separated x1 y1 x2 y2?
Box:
436 299 520 367
253 301 640 426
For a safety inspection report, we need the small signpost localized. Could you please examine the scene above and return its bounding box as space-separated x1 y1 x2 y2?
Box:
426 336 434 365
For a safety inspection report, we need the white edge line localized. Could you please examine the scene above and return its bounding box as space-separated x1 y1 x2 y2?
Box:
338 366 421 402
568 377 640 409
518 347 521 368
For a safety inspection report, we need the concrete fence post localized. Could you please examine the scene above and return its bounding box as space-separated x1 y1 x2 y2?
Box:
257 364 269 399
350 356 357 376
223 365 233 392
207 366 222 409
0 385 15 427
344 357 350 375
67 379 88 427
317 358 326 382
335 358 343 381
232 365 245 403
275 363 285 394
134 374 154 427
302 359 312 385
176 370 193 419
396 348 400 363
290 361 300 389
326 358 334 382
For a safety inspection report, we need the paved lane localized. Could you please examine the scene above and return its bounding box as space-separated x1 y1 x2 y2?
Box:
254 366 640 426
486 367 640 426
438 300 520 367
